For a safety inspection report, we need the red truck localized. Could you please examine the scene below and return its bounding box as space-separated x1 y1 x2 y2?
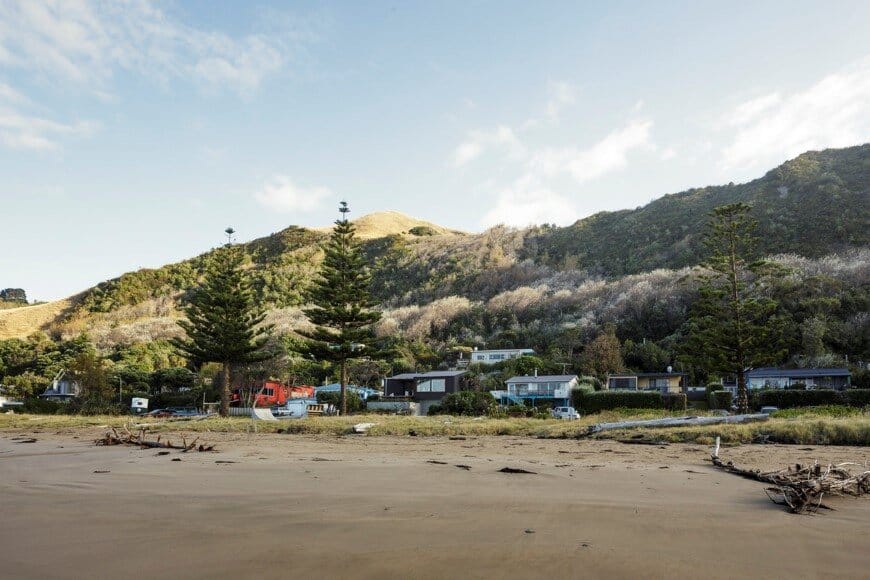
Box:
231 381 316 407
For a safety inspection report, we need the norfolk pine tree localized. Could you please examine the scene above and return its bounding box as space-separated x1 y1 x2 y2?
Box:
684 203 786 413
302 202 381 416
172 242 272 417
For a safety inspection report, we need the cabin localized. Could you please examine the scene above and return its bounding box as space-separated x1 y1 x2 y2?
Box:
383 371 468 414
502 375 579 407
606 372 687 393
39 378 80 401
469 348 535 365
740 368 852 390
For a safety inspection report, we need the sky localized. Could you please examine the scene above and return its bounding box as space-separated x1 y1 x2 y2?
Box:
1 0 870 302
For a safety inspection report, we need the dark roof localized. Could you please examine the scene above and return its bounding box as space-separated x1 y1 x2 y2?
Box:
608 373 687 378
747 367 851 378
506 375 578 384
388 370 467 380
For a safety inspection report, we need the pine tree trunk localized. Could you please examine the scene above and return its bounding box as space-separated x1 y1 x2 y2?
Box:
221 361 231 418
736 369 749 414
340 358 348 416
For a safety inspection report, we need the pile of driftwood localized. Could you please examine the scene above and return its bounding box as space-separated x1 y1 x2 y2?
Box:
710 438 869 514
96 425 215 452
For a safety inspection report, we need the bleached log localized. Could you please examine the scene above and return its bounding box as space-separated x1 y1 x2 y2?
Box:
587 413 768 434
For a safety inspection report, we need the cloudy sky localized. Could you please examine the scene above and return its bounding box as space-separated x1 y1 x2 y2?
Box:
2 0 870 301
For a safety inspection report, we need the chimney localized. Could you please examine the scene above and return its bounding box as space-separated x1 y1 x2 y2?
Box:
534 368 538 377
667 366 673 373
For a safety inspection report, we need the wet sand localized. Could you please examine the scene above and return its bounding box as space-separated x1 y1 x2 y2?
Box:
1 431 868 579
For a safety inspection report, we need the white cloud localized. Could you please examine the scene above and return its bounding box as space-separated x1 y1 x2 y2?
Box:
720 58 870 170
545 81 576 122
452 125 524 167
0 82 28 105
0 0 309 94
0 109 98 150
529 120 654 184
253 175 332 213
481 174 576 228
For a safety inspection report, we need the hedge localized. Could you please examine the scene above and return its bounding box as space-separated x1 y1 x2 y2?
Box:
753 389 870 409
709 391 732 410
572 390 664 413
663 393 687 412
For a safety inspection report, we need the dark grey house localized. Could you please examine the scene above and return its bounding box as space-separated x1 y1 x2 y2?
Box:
384 370 468 413
737 367 852 390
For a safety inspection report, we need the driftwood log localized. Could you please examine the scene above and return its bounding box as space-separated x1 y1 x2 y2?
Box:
587 413 768 435
96 426 215 452
710 437 869 513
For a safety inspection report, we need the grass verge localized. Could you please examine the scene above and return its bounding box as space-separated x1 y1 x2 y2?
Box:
1 410 867 445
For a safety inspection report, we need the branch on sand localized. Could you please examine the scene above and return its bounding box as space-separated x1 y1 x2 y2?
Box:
95 425 215 452
710 437 869 514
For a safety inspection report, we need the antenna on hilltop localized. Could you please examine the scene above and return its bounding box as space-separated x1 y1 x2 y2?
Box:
338 201 350 223
224 227 236 245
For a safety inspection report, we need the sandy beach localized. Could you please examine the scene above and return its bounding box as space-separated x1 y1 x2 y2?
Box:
1 430 868 579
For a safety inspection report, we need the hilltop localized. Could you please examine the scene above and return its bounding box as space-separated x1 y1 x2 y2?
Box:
314 210 462 240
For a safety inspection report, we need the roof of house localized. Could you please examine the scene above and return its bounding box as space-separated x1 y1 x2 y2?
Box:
506 375 578 384
388 370 467 380
608 372 687 379
472 348 535 354
747 367 851 378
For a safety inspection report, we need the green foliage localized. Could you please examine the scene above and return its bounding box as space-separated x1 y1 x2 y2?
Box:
172 244 272 416
683 203 788 412
572 390 664 413
709 390 732 410
842 389 870 408
623 339 671 373
316 390 365 414
755 389 843 409
663 392 687 411
581 324 624 379
301 203 382 415
439 391 497 416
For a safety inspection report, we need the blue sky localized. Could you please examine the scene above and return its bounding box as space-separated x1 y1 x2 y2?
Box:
1 1 869 301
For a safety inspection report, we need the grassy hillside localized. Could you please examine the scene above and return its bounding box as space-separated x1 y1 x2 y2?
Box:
522 145 870 275
2 145 868 359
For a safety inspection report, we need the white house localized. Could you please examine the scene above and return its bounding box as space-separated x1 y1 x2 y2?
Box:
503 374 579 406
470 348 535 365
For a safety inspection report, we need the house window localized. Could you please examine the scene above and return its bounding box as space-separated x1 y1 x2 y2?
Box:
610 377 637 390
417 378 446 393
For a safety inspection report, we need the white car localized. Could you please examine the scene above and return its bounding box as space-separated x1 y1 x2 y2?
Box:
551 406 580 420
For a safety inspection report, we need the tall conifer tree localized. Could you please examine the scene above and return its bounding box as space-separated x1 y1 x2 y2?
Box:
684 203 786 412
172 241 271 417
302 202 381 415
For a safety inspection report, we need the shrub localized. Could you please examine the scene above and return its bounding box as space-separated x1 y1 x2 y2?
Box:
709 391 732 410
439 391 496 416
663 393 687 412
22 397 66 415
316 390 365 413
705 383 723 396
842 389 870 408
572 390 663 413
426 404 443 416
755 389 841 409
576 376 602 392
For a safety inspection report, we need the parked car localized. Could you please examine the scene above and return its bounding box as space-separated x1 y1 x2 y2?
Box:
551 406 580 420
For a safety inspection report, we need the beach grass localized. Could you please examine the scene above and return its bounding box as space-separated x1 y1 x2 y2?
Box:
1 410 868 445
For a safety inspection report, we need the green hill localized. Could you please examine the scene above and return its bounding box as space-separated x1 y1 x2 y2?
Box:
3 145 867 368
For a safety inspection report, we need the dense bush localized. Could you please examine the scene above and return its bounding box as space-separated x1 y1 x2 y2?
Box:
663 393 687 412
705 383 723 396
316 390 365 413
755 389 842 409
439 391 497 416
784 382 807 391
426 404 443 416
572 390 664 413
709 391 732 410
22 397 66 414
842 389 870 408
